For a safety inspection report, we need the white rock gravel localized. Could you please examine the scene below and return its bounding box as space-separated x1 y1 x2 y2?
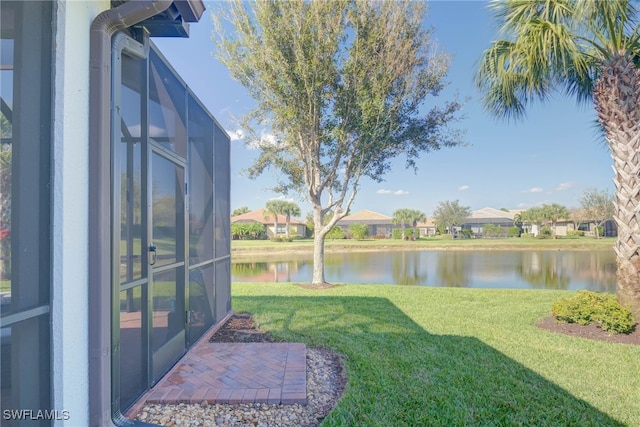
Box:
135 347 345 427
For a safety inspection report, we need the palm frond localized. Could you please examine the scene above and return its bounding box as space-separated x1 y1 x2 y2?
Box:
476 0 639 121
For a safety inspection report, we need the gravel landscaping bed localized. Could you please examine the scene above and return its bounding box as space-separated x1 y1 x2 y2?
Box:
135 314 346 426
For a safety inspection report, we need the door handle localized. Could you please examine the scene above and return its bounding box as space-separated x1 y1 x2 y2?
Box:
149 244 157 265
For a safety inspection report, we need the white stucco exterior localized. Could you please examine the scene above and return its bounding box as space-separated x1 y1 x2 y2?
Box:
52 1 109 425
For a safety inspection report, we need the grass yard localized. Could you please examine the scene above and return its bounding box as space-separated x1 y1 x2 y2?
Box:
232 237 616 259
232 282 639 426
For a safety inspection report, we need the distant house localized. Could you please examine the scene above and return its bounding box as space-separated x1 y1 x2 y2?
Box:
416 217 438 236
462 207 515 235
337 210 399 237
231 208 307 237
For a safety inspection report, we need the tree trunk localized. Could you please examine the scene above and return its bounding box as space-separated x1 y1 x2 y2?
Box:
312 232 326 284
593 55 640 317
311 205 327 284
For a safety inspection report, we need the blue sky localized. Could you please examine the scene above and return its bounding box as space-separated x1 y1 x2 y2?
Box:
154 0 614 218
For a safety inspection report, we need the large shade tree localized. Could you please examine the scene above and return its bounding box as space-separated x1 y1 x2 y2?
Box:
475 0 640 315
214 0 463 284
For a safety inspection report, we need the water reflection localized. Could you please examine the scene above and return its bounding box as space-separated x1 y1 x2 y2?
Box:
436 252 469 287
232 250 617 292
392 252 428 286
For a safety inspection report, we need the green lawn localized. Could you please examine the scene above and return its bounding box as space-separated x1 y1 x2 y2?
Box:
232 236 616 258
232 282 639 426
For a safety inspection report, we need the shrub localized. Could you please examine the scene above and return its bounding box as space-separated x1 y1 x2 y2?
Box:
521 232 535 238
482 224 502 238
325 226 345 240
393 229 417 239
459 229 473 239
348 223 370 240
552 291 635 334
537 227 553 239
508 227 521 238
566 230 585 238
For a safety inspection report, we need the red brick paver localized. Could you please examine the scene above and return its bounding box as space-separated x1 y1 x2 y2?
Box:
137 340 307 408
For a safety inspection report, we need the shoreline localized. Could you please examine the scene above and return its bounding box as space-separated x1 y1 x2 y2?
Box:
231 237 615 259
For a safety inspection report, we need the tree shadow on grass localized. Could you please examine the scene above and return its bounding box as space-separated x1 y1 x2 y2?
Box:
233 295 624 427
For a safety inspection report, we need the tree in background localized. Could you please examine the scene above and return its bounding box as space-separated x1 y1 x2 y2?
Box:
433 200 471 236
231 222 266 240
524 207 546 236
513 212 526 233
580 188 616 238
393 208 427 240
214 0 463 285
542 203 570 239
568 207 586 234
348 223 370 240
411 209 427 240
281 201 301 238
392 209 414 240
264 199 289 236
475 0 640 313
232 206 250 217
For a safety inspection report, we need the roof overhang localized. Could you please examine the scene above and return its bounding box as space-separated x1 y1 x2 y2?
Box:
112 0 205 37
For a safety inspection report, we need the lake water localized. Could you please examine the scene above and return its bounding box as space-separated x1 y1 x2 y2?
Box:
232 250 617 292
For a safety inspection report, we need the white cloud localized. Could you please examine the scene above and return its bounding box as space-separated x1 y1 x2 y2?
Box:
522 187 543 193
377 189 408 195
458 185 470 191
556 181 574 191
228 129 245 142
259 131 278 146
245 129 285 149
517 202 529 208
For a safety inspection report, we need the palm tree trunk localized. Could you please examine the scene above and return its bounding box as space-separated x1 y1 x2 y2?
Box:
285 215 291 239
593 55 640 317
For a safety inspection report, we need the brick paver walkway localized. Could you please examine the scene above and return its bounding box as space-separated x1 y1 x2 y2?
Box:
140 340 307 407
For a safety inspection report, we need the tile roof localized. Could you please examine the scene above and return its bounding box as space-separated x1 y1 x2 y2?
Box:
468 207 515 220
231 208 305 225
340 210 392 222
416 217 437 227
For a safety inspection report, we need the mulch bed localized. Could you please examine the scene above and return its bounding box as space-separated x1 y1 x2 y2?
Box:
537 317 639 345
209 312 280 343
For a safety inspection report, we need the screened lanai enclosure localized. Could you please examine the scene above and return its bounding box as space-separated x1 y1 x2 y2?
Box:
113 38 230 412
